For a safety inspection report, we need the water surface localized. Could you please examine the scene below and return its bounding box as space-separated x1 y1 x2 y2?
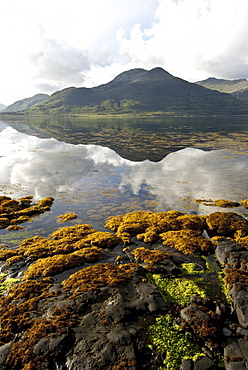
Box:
0 116 248 246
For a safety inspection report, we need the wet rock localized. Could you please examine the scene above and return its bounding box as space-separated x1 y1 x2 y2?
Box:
215 240 244 266
0 343 11 366
32 334 69 356
194 356 217 369
180 304 223 347
0 265 166 370
180 358 194 370
235 325 248 337
225 364 247 370
224 338 247 369
233 292 248 329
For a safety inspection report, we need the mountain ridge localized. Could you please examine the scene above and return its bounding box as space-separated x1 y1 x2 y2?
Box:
4 68 248 116
2 93 49 113
196 77 248 98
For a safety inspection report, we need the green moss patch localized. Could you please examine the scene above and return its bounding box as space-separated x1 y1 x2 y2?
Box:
0 273 20 296
149 273 206 308
148 314 203 369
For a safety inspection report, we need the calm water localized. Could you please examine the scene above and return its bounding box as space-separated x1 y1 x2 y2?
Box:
0 116 248 246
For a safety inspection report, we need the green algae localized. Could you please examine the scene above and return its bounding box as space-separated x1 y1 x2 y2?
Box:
149 273 206 308
217 271 230 304
0 273 20 296
147 262 216 369
0 228 46 248
148 314 204 370
180 262 204 275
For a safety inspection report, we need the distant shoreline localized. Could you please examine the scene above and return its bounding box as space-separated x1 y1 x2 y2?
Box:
1 112 248 119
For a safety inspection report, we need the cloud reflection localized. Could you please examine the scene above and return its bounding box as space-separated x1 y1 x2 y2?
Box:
0 125 247 215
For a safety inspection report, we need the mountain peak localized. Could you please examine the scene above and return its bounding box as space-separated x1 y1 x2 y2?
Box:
113 68 148 83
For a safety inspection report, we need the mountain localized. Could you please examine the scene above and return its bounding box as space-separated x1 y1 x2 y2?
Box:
2 93 49 113
24 68 248 115
0 103 6 111
196 77 248 98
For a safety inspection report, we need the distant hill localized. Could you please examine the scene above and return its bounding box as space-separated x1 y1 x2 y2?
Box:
22 68 248 115
2 94 49 113
0 103 6 111
196 77 248 98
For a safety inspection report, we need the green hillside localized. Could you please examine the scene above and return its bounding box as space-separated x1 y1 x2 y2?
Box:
24 68 248 116
2 94 49 113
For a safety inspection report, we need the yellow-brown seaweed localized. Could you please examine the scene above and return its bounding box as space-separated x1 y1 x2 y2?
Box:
132 247 172 264
23 247 102 280
206 212 248 237
57 212 78 222
160 229 214 255
62 263 137 298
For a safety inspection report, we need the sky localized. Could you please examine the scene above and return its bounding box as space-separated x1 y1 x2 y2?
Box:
1 0 248 105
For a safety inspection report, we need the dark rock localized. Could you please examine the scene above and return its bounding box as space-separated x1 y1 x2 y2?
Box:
228 288 248 328
225 364 246 370
180 358 194 370
194 356 217 369
32 334 68 356
190 296 217 313
180 304 223 347
224 338 246 369
0 343 11 366
235 325 248 336
238 338 248 363
235 296 248 329
215 240 244 266
181 304 211 324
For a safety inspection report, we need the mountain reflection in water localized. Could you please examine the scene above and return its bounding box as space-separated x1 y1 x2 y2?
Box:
0 122 247 239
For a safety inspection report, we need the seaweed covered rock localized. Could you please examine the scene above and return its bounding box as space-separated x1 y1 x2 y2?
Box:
214 199 240 208
180 303 223 349
0 196 54 230
62 263 137 298
2 207 248 369
131 247 179 274
0 225 121 269
57 212 78 222
206 212 248 238
241 199 248 209
105 210 206 244
23 247 102 280
0 263 166 370
160 229 214 255
132 247 172 264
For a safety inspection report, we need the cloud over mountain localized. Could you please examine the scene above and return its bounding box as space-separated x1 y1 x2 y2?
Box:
1 0 248 104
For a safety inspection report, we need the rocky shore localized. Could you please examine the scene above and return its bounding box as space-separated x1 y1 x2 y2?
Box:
0 196 248 369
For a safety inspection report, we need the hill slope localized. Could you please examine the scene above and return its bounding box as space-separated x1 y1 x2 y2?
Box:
27 68 248 116
2 94 49 113
0 103 6 111
196 77 248 98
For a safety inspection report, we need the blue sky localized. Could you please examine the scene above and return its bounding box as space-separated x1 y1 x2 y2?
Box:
1 0 248 105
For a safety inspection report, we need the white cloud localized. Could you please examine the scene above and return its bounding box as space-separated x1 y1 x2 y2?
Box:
1 0 248 104
115 0 248 81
